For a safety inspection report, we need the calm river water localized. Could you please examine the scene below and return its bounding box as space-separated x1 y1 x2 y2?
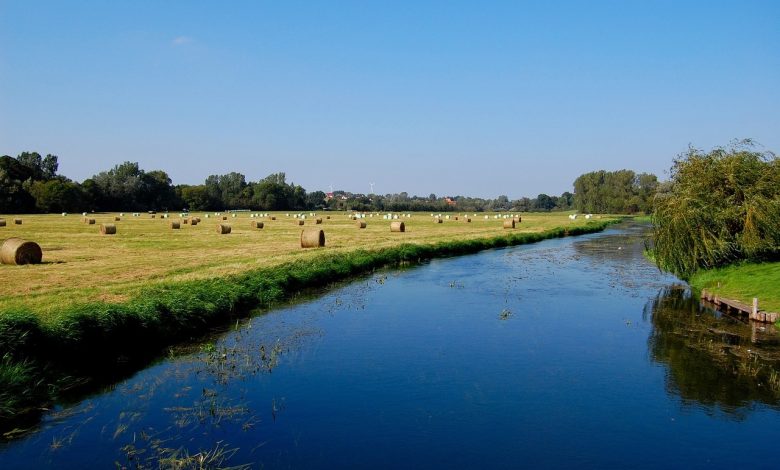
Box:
2 223 780 469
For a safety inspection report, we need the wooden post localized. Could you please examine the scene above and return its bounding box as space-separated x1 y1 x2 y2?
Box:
753 298 759 316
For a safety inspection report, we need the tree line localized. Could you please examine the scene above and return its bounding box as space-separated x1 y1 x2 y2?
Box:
1 151 656 214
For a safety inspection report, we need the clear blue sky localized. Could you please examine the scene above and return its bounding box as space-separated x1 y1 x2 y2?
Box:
1 1 778 198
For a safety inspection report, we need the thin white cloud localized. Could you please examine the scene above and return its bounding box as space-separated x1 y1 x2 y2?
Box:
171 36 193 46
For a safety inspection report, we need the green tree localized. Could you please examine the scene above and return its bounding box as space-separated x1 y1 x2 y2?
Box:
652 140 780 278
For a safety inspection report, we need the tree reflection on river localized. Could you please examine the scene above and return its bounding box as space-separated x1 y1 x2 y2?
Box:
646 286 780 414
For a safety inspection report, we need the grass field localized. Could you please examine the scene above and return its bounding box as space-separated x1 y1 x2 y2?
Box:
689 261 780 313
0 211 608 320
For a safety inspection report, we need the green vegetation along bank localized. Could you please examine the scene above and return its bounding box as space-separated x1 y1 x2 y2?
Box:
688 261 780 314
0 219 620 430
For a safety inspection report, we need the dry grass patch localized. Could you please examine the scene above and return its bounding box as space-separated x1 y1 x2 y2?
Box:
0 212 614 320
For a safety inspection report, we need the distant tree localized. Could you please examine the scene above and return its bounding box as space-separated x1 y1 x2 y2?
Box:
179 185 216 210
573 169 658 214
27 178 84 213
306 190 327 209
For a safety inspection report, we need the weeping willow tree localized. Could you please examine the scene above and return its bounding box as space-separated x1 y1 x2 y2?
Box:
652 140 780 279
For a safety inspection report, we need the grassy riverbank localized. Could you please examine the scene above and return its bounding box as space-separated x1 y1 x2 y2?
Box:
0 213 621 425
689 262 780 314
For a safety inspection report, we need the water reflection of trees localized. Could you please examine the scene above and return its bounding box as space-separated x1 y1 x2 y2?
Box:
646 286 780 415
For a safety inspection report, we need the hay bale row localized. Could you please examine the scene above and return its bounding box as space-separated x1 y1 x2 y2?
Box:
100 223 116 235
0 238 42 265
216 224 231 234
391 221 405 232
301 229 325 248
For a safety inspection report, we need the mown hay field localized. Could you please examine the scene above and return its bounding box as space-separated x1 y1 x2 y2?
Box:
0 211 609 320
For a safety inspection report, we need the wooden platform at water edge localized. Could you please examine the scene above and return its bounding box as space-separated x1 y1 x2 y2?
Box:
701 289 780 323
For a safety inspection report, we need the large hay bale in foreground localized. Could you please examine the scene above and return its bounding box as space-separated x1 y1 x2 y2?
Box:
216 224 231 234
503 219 515 229
0 219 5 227
0 238 42 265
100 223 116 235
357 221 367 229
301 229 325 248
14 219 22 225
170 221 181 229
390 221 405 232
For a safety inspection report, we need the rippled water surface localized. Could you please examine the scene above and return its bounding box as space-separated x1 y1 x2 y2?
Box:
2 223 780 469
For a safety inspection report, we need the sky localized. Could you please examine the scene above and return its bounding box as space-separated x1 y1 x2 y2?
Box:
1 0 778 198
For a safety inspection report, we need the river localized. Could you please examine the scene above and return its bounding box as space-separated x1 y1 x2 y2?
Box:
2 222 779 469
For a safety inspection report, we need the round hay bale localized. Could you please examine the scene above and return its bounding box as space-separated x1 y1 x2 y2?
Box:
357 221 367 229
270 216 277 221
301 229 325 248
170 221 181 229
14 219 22 225
114 216 121 221
503 219 516 229
315 217 323 224
390 221 405 232
326 215 331 220
0 219 6 227
0 238 42 265
297 220 304 226
216 224 231 234
515 216 522 223
434 218 442 224
182 218 189 225
454 216 459 221
222 216 228 221
251 221 264 229
100 223 116 235
466 218 472 223
192 217 201 223
150 215 156 219
87 218 96 225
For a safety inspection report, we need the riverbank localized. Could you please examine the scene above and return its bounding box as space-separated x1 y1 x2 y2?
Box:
689 261 780 315
0 217 621 427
